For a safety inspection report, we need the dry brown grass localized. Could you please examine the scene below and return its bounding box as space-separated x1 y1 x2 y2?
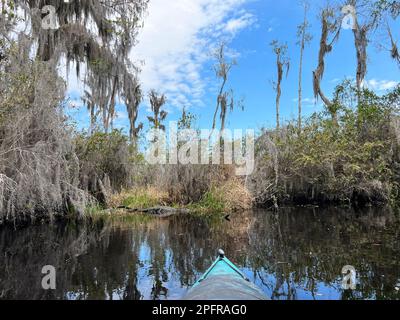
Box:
108 165 253 214
109 186 169 209
216 178 252 212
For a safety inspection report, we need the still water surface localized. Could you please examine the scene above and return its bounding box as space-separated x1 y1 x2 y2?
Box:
0 207 399 300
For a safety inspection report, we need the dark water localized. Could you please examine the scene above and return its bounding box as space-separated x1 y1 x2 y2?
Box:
0 207 399 300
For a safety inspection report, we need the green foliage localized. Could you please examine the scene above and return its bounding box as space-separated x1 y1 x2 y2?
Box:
76 130 128 157
74 129 133 193
75 129 129 167
84 205 106 217
178 107 197 130
1 1 16 19
190 188 226 214
148 90 167 131
85 205 156 225
0 44 36 123
122 192 160 209
255 81 400 206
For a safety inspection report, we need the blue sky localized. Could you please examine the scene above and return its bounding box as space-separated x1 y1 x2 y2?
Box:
65 0 400 134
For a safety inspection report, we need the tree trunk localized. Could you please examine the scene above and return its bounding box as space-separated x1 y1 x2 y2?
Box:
276 55 283 130
276 83 281 130
298 42 304 132
353 25 368 94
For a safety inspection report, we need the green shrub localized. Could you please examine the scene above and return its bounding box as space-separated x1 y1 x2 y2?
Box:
74 129 133 200
250 82 400 206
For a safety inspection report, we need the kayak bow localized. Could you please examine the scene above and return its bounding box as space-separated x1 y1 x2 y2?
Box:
183 249 268 300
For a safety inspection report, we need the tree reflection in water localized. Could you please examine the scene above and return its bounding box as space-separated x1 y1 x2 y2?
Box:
0 207 399 300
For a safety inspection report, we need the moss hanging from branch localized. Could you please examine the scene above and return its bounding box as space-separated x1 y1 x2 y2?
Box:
12 0 148 135
387 24 400 65
271 40 290 130
349 0 398 94
313 7 340 120
211 43 238 133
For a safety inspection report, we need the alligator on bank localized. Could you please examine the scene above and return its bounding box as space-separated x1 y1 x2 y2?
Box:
116 206 190 218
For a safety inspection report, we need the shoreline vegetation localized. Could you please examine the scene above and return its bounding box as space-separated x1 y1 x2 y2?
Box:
1 1 400 227
4 77 400 227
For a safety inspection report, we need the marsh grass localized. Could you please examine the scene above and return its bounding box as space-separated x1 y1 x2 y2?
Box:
109 187 169 209
188 179 252 214
85 206 156 226
189 189 226 214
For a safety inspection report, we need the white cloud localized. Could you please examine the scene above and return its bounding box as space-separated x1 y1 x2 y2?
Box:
364 79 399 91
330 78 341 84
266 18 278 34
224 13 256 34
132 0 255 111
292 97 318 105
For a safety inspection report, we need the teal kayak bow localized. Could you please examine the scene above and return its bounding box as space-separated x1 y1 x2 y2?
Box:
183 249 268 300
